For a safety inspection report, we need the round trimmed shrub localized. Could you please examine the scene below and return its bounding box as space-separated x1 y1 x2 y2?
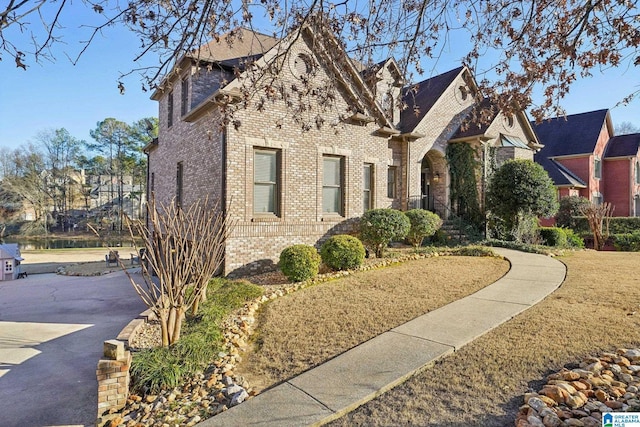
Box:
405 209 443 248
320 235 366 271
279 244 321 282
359 208 410 258
540 227 568 247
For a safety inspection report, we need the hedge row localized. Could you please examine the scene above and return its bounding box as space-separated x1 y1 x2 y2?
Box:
571 216 640 234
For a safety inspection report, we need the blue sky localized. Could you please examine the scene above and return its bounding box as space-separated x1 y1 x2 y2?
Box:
0 4 638 151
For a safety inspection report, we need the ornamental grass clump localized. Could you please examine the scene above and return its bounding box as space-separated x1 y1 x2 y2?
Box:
320 234 366 271
279 244 321 282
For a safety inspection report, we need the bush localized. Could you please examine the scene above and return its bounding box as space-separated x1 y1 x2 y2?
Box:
404 209 443 248
320 235 366 271
612 231 640 252
563 228 585 248
359 209 411 258
279 244 321 282
486 159 558 242
539 227 568 247
556 196 590 229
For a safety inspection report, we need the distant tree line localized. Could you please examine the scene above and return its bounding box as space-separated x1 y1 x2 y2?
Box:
0 117 157 237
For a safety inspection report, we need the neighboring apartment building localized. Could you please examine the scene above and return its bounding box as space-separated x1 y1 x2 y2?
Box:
147 21 540 276
533 110 640 217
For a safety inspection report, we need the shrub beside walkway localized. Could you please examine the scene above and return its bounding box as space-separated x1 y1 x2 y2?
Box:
198 248 567 427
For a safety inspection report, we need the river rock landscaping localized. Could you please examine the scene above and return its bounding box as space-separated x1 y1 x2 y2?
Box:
516 348 640 427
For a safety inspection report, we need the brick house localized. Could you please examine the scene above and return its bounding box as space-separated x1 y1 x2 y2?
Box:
147 23 539 275
533 109 640 217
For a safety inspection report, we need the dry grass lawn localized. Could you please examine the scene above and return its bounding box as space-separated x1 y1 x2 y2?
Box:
238 255 509 391
325 251 640 427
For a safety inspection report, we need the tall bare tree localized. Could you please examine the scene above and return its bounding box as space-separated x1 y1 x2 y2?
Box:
3 1 639 122
118 197 231 346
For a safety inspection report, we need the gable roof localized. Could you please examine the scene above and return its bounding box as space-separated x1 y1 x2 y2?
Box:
604 133 640 158
0 244 22 261
532 109 610 157
399 66 464 132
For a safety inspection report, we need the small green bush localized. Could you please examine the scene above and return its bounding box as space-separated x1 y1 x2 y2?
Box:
612 231 640 252
563 228 585 248
449 246 496 257
359 208 410 258
279 244 321 282
405 209 443 248
539 227 568 247
320 235 366 271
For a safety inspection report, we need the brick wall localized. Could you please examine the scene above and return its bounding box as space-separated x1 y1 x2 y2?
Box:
96 340 131 421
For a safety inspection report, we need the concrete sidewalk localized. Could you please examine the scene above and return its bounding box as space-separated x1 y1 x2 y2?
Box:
198 247 567 427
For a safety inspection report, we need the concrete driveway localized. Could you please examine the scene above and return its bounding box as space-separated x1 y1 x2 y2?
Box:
0 271 147 427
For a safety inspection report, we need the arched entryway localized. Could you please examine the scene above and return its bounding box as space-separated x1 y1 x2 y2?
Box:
420 151 447 216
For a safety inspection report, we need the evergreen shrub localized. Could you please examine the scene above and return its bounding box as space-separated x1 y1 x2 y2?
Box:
320 235 366 271
279 244 321 282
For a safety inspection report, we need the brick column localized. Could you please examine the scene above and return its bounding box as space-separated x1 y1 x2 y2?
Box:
96 340 131 420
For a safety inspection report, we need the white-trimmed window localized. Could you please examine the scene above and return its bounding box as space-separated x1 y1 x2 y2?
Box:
254 149 280 215
387 166 397 198
594 157 602 179
635 195 640 217
635 161 640 184
323 156 344 215
363 163 374 211
4 261 12 273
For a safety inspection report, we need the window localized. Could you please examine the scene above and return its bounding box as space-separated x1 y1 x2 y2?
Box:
323 156 344 215
635 195 640 217
254 149 280 215
4 261 12 273
293 53 313 78
167 91 174 128
594 157 602 179
176 162 183 207
363 163 373 211
150 172 155 194
636 161 640 184
387 166 397 198
593 192 603 206
181 78 189 116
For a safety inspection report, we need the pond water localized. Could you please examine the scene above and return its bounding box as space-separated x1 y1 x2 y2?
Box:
3 237 136 251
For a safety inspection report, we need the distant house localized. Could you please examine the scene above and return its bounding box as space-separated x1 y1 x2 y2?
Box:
147 22 539 276
0 244 23 281
603 133 640 217
533 110 640 217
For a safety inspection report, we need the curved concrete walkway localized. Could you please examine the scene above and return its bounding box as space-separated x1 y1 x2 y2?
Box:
199 247 567 427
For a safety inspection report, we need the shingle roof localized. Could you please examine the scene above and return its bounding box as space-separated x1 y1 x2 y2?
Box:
604 133 640 158
399 67 464 132
450 98 497 139
190 28 278 62
532 109 609 157
538 158 587 187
